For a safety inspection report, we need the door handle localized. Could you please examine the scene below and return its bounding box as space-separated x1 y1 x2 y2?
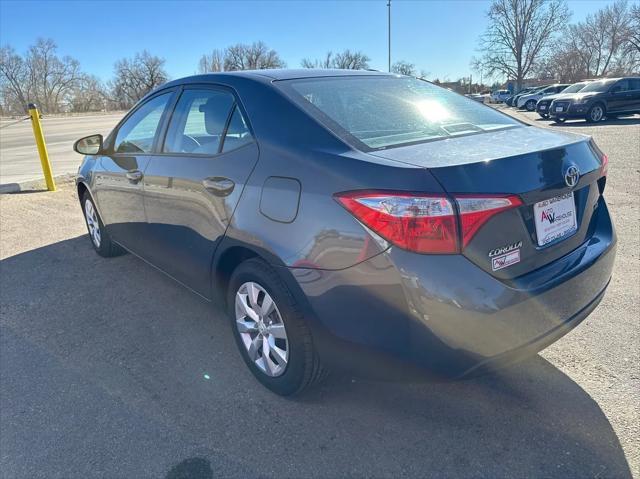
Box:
126 169 143 183
203 177 235 196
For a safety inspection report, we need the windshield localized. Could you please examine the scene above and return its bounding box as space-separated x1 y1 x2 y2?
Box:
283 76 521 149
580 80 616 93
563 82 589 93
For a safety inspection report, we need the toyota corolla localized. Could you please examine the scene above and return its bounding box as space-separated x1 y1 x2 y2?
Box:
73 70 616 395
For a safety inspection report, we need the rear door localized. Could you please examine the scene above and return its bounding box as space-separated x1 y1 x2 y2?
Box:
93 90 175 254
607 79 631 112
142 85 258 297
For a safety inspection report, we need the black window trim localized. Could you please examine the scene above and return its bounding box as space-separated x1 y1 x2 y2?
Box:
106 87 179 156
155 83 256 159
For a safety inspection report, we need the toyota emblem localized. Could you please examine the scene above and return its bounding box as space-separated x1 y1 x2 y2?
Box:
564 165 580 188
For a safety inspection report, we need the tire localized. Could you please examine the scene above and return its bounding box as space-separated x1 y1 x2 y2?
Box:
227 258 326 396
554 117 566 124
81 191 126 257
525 99 537 111
586 103 605 123
538 112 549 119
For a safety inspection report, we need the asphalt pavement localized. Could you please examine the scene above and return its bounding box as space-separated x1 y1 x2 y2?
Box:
0 108 638 478
0 113 124 188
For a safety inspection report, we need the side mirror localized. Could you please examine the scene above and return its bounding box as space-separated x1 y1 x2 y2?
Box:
74 134 103 155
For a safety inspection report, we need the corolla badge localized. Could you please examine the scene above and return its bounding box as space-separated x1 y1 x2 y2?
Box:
564 165 580 188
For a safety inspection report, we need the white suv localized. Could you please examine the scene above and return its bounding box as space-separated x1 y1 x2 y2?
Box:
516 84 570 111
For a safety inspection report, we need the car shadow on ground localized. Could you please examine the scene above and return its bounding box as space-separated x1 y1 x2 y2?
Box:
0 235 633 478
539 116 640 127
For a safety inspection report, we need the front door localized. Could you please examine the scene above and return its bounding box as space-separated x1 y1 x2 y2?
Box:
93 91 175 254
142 86 258 297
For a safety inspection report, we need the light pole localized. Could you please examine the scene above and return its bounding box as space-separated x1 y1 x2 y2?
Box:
388 0 391 72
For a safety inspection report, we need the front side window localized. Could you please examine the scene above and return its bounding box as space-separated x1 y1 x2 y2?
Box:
282 76 521 150
114 93 172 154
163 89 235 155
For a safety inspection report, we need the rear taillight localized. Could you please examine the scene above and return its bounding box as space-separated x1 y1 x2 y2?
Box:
456 195 522 248
334 191 458 253
335 191 521 254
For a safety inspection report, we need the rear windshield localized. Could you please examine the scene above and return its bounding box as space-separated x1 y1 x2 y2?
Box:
281 76 521 150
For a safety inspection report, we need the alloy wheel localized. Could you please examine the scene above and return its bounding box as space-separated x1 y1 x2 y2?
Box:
84 199 101 248
591 105 604 122
235 281 289 377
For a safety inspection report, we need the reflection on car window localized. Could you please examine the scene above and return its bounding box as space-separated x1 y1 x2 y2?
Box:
114 93 172 154
164 90 235 155
285 76 521 149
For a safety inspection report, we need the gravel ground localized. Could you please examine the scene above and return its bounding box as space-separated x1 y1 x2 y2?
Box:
0 109 638 478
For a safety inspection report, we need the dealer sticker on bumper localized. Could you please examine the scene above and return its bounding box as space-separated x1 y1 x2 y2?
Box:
534 192 577 246
492 249 521 271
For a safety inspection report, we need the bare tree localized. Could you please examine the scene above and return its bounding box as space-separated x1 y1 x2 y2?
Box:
68 74 107 112
532 0 638 81
392 60 416 76
109 50 168 109
627 3 640 54
475 0 569 90
25 38 82 113
0 45 29 113
301 51 334 69
301 49 370 70
198 49 225 73
0 39 84 114
223 42 285 71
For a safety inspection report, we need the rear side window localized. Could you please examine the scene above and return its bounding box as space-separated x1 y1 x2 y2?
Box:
222 106 252 153
114 93 172 153
282 76 521 150
164 89 235 155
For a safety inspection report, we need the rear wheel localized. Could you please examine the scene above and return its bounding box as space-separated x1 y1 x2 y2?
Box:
554 117 566 124
586 103 605 123
525 99 537 111
227 258 326 395
81 191 125 257
538 112 549 119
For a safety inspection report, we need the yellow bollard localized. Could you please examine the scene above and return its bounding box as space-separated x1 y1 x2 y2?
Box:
27 103 56 191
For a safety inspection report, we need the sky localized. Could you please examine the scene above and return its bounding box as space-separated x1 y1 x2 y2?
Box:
0 0 611 83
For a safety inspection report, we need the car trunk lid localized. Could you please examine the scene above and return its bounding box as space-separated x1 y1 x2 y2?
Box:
369 126 605 279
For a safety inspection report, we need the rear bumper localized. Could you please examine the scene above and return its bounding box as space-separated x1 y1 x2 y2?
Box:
291 200 616 379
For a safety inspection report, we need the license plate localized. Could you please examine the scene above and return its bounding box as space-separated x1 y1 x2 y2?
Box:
539 105 546 110
533 192 577 246
555 106 564 112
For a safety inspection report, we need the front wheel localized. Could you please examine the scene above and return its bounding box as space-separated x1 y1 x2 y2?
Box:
81 191 126 257
525 99 537 111
227 258 326 395
586 103 605 123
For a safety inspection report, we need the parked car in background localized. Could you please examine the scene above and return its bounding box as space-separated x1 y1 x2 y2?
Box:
549 77 640 123
465 93 485 103
536 81 592 118
506 86 541 107
73 70 615 396
490 90 512 103
516 84 570 111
